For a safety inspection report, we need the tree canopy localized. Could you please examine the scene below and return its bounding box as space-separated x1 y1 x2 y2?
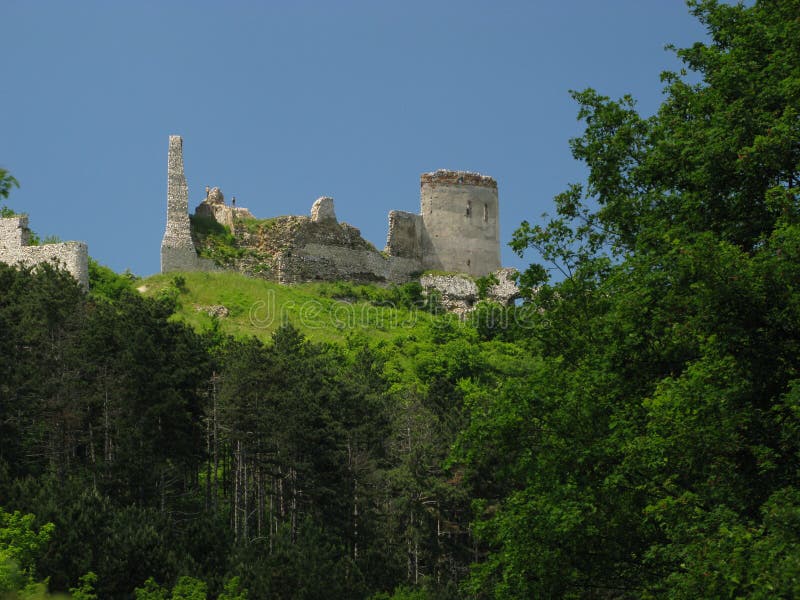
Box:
1 1 799 598
461 0 800 597
0 169 20 217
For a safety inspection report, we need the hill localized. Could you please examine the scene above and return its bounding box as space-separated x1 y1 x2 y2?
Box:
138 270 441 344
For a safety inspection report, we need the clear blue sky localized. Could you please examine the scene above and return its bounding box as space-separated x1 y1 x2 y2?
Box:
1 1 708 277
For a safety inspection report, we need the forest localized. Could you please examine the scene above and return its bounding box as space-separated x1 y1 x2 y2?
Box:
2 1 799 598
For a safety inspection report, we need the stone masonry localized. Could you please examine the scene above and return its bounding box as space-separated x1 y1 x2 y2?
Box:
160 136 508 290
0 215 89 289
419 268 520 317
194 186 255 230
161 135 219 273
310 197 337 223
384 170 501 277
419 170 501 277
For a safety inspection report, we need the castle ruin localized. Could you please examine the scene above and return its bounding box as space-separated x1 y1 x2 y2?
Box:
0 215 89 289
161 135 502 285
160 135 219 273
387 170 500 277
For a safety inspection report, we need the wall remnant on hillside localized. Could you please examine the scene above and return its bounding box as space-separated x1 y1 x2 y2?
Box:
385 210 422 261
420 268 520 317
195 186 254 230
310 197 337 223
0 215 89 289
485 267 521 305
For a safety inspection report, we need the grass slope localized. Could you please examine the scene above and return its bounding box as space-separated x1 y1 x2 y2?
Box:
139 271 436 344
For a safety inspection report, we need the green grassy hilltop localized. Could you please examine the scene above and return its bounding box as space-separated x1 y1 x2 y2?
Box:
138 271 438 344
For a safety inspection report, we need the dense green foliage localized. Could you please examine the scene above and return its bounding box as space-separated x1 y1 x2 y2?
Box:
458 0 800 597
0 506 55 597
0 262 528 598
1 1 798 598
189 216 253 267
0 168 20 217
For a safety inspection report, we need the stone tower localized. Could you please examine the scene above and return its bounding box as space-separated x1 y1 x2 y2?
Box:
161 135 203 273
418 170 500 277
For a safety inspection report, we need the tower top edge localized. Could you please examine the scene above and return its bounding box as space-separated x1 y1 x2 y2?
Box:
420 170 497 189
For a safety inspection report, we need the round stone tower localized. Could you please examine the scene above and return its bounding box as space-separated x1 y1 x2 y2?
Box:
419 170 500 277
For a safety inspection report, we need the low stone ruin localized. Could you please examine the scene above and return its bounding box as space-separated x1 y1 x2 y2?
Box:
0 215 89 289
420 268 520 317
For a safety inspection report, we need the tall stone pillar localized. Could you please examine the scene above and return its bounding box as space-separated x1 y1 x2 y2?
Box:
161 135 199 272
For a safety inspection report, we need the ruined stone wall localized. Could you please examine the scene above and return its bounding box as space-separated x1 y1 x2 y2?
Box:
310 197 336 223
0 215 89 289
161 246 219 273
188 189 425 285
16 242 90 289
273 214 390 284
0 216 30 250
385 210 422 261
195 190 254 230
420 268 520 317
419 170 501 277
280 203 422 284
224 200 421 284
278 244 420 285
277 245 387 284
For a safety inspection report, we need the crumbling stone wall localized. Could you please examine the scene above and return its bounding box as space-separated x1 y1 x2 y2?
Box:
310 197 337 223
0 216 30 250
277 204 421 284
0 215 89 289
420 272 479 316
195 186 254 230
197 200 421 285
277 243 419 285
420 268 520 317
259 210 393 284
485 267 521 305
385 210 422 261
